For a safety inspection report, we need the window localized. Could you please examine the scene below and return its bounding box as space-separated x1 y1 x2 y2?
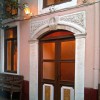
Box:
43 0 71 8
4 0 18 18
38 0 77 14
4 27 17 73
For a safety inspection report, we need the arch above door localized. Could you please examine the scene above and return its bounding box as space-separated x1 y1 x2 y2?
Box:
30 11 86 41
29 11 86 100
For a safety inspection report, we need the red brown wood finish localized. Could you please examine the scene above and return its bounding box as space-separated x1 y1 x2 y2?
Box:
22 80 29 100
21 80 98 100
38 30 75 100
84 88 98 100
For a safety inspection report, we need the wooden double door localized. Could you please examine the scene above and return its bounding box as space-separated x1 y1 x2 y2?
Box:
38 31 75 100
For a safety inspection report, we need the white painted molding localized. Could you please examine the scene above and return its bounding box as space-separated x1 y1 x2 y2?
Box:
0 22 20 75
93 2 100 89
38 0 77 14
30 11 86 39
43 84 54 100
61 86 74 100
29 11 86 100
29 41 38 100
0 29 4 73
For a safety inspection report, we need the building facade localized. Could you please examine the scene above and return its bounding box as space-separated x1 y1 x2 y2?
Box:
0 0 100 100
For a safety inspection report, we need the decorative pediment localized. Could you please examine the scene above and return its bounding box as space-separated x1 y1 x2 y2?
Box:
30 11 86 38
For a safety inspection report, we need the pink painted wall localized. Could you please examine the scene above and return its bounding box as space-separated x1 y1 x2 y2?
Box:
19 0 38 81
19 0 100 87
85 5 95 88
20 20 30 81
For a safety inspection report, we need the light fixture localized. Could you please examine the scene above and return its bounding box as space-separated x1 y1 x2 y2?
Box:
23 3 31 15
0 1 32 29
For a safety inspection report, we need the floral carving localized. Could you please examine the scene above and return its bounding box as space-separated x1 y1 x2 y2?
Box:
60 12 85 28
30 11 86 36
30 19 49 33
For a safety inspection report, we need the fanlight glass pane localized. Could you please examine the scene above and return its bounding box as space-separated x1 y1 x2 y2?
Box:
5 29 13 38
42 31 73 40
43 43 55 59
5 27 17 39
43 62 55 80
60 62 75 81
61 40 75 60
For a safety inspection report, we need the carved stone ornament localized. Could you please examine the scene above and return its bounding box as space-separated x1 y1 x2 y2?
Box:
59 11 86 28
30 19 49 33
30 11 86 37
49 17 58 30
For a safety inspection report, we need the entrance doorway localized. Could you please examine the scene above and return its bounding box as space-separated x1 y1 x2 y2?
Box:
38 30 75 100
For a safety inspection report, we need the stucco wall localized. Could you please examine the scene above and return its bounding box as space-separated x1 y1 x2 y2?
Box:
20 20 30 81
12 0 100 86
85 3 100 88
28 2 100 88
26 0 96 15
85 4 95 88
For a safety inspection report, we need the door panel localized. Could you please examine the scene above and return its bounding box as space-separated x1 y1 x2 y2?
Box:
61 40 75 60
43 42 55 60
43 62 55 80
39 38 75 100
60 62 75 81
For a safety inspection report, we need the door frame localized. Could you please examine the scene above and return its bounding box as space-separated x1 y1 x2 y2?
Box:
29 24 86 100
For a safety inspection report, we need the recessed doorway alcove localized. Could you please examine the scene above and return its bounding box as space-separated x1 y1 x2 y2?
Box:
29 12 86 100
38 30 75 100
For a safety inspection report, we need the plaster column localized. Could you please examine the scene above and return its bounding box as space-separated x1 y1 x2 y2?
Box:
93 2 100 89
29 40 38 100
75 35 86 100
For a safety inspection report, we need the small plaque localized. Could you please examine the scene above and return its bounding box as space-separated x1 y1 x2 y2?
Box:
43 84 54 100
45 86 50 100
61 86 74 100
64 89 70 100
